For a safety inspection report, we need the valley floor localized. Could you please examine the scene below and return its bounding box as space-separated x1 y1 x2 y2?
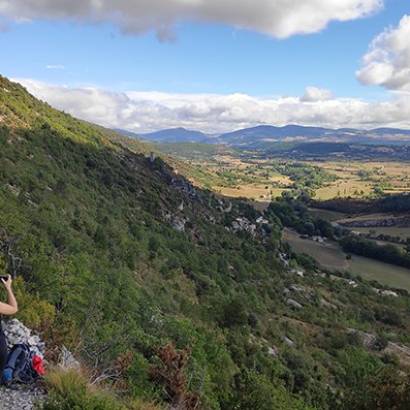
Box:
283 228 410 291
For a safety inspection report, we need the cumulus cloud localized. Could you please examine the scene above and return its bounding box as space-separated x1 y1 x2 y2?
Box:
16 78 410 133
301 86 333 102
0 0 383 39
357 14 410 91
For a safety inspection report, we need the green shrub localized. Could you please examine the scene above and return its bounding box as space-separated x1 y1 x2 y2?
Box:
43 369 125 410
232 370 314 410
13 277 56 331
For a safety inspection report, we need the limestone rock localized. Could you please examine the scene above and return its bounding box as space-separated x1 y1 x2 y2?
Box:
283 336 295 347
1 319 45 357
58 345 80 370
231 217 256 236
267 346 278 357
286 298 303 309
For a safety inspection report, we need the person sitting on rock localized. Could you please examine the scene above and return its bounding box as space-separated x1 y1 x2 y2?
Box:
0 275 18 374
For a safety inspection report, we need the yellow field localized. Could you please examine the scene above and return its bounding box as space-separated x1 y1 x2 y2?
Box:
312 160 410 199
216 185 286 201
185 153 410 203
315 180 373 200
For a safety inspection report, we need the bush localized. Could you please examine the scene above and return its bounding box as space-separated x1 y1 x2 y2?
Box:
232 370 313 410
13 277 56 331
43 368 162 410
43 369 125 410
345 367 410 410
220 297 248 328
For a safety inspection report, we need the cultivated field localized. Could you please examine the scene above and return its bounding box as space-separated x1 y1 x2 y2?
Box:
215 185 286 201
307 208 347 221
283 228 410 291
348 227 410 240
283 229 349 271
178 155 292 202
312 160 410 200
175 149 410 203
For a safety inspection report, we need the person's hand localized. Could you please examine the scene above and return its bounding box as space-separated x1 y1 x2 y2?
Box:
1 274 12 290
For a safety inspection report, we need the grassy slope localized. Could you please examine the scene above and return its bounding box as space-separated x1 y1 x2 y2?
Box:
1 76 410 409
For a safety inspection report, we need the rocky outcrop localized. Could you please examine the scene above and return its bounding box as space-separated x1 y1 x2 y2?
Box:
58 345 80 369
230 217 257 236
170 176 198 199
286 298 303 309
1 319 45 357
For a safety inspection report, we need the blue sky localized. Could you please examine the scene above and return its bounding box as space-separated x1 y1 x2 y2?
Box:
0 0 409 132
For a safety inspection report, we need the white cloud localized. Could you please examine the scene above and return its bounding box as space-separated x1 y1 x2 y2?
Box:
357 14 410 91
301 86 333 102
46 64 65 70
16 78 410 133
0 0 383 39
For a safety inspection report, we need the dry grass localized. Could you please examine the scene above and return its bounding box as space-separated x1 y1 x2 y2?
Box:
216 185 286 201
311 160 410 199
182 154 410 202
315 180 372 200
44 367 162 410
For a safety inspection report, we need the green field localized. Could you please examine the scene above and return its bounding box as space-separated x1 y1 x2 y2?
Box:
308 207 347 222
283 229 349 270
348 226 410 240
349 256 410 291
283 228 410 291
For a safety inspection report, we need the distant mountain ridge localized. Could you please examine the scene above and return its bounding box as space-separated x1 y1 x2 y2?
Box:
217 125 331 144
118 127 210 143
122 124 410 147
216 124 410 146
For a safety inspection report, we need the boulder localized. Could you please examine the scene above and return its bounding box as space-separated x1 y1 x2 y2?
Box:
1 319 45 357
380 290 399 297
267 346 278 357
286 298 303 309
58 345 80 370
283 336 295 347
289 284 306 293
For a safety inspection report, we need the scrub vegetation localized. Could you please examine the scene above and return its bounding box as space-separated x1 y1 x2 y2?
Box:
2 75 410 409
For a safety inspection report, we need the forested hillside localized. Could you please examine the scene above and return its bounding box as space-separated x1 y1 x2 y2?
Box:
1 75 410 409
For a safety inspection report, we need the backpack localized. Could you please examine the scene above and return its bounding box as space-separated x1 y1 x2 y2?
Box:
2 343 40 386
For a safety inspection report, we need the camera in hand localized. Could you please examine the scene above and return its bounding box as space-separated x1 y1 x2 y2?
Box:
0 275 9 282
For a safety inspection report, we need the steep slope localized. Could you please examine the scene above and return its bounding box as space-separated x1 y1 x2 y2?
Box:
1 76 410 410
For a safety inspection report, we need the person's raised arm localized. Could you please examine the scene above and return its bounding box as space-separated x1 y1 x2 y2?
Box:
0 275 18 315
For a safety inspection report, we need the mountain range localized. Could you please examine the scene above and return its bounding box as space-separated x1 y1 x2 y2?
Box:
121 124 410 147
119 127 210 143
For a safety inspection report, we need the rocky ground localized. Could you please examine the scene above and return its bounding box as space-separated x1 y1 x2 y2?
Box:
0 319 81 410
0 319 46 409
0 384 45 410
